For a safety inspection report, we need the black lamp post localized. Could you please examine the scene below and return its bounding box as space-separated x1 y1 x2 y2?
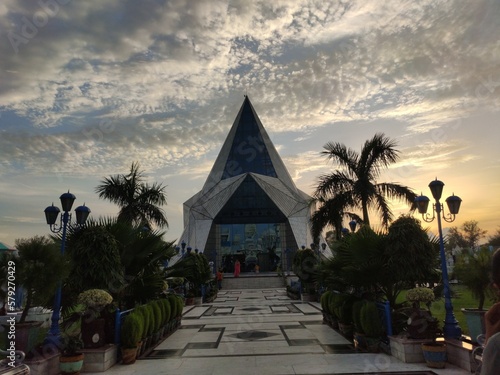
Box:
44 191 90 346
415 178 462 339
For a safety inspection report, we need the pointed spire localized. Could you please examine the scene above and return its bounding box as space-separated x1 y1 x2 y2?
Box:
202 96 296 192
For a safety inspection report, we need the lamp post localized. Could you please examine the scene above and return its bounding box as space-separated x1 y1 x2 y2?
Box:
181 240 186 258
415 178 462 339
44 191 91 346
349 220 357 233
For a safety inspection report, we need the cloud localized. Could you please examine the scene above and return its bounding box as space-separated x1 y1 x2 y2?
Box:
1 0 499 243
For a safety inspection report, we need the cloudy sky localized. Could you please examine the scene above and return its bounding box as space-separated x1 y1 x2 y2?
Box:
1 0 499 247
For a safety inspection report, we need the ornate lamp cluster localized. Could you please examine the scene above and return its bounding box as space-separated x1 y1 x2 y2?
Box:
44 191 91 231
415 179 462 223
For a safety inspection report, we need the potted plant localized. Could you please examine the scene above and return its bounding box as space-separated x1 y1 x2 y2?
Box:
150 300 163 343
165 253 212 305
77 289 113 348
405 287 439 340
291 248 318 301
454 247 495 343
405 287 447 368
59 304 85 375
360 301 384 352
320 291 332 324
14 236 69 355
134 304 151 356
333 293 355 339
120 311 143 364
352 299 367 350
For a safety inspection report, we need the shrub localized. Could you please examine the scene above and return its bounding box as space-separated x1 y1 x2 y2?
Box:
329 293 342 320
121 312 143 348
176 295 184 318
360 302 383 338
167 294 178 318
406 287 435 306
320 291 332 314
454 247 495 310
352 300 366 333
161 298 171 324
150 301 163 332
136 304 154 337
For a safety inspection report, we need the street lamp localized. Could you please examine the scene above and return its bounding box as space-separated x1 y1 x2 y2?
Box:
349 220 357 233
44 191 91 346
415 178 462 339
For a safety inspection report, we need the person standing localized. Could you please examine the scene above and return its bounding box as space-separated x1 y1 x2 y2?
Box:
217 268 223 290
234 259 241 278
481 248 500 375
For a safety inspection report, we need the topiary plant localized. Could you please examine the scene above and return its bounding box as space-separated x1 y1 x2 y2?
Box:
360 301 384 338
167 294 178 319
176 295 184 318
135 304 152 339
150 300 163 333
320 291 331 314
352 300 366 334
161 298 171 325
121 312 143 348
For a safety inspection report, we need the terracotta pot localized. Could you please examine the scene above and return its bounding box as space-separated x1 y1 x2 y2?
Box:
121 346 137 365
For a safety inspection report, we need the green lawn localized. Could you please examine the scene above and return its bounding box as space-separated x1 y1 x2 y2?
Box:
398 285 492 337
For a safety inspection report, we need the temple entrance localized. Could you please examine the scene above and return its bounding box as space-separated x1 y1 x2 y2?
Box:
218 223 283 273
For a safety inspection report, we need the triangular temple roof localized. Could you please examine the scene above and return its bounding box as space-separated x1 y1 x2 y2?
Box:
175 96 331 260
202 96 297 193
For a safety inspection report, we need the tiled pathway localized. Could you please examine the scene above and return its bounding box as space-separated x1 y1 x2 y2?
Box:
86 288 470 375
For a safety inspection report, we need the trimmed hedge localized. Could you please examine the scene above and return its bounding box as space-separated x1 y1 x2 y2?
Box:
121 311 143 348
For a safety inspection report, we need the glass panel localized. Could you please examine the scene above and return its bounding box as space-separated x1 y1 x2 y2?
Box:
222 102 277 179
219 223 282 272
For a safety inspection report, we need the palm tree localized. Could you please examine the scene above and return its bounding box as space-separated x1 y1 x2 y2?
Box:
312 133 416 237
95 162 168 229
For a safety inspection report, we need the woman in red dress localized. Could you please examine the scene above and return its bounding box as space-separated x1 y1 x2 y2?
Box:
234 259 241 277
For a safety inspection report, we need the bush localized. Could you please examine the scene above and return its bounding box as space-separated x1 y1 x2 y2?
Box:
161 298 171 324
167 294 178 318
352 300 366 333
135 304 154 337
150 301 163 332
320 291 332 314
292 248 318 292
121 312 143 348
329 293 342 320
176 295 184 318
454 247 495 310
360 302 383 338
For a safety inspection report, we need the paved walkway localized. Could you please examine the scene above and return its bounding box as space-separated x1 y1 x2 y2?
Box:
87 288 470 375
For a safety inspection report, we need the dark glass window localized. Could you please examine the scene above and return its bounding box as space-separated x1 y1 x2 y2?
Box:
221 102 277 179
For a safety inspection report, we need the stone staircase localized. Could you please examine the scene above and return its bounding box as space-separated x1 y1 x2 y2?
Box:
221 273 287 289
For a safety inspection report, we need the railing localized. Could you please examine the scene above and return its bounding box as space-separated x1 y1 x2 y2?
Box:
376 301 393 337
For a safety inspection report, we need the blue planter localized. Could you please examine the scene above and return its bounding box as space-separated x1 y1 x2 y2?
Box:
461 308 486 344
421 343 447 369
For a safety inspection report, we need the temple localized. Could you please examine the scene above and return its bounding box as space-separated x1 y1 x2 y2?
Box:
177 96 328 272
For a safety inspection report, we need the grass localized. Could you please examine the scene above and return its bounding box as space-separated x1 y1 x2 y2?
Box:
398 284 493 337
